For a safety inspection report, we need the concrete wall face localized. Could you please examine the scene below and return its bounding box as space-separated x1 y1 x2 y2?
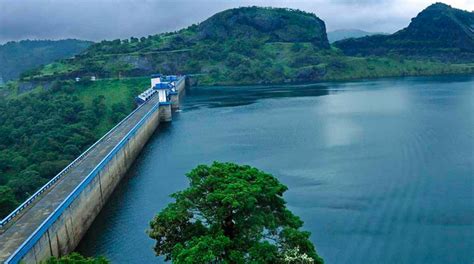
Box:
170 81 186 109
16 77 185 263
159 104 172 122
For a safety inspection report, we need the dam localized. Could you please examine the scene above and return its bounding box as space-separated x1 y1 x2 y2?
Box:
0 75 186 263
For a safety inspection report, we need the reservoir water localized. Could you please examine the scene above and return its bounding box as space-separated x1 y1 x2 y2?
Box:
77 76 473 264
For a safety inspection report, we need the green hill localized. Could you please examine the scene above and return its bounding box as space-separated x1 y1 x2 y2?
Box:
18 5 473 86
334 3 474 61
195 7 329 47
0 39 92 82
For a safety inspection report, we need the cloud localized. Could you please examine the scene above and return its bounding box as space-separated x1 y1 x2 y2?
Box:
0 0 472 43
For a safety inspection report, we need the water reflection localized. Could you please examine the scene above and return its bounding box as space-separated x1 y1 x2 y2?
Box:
78 75 474 264
184 83 330 109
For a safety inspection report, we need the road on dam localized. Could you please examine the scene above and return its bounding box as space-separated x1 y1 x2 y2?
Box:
0 94 162 262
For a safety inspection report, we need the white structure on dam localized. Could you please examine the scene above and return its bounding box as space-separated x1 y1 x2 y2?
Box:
0 75 187 264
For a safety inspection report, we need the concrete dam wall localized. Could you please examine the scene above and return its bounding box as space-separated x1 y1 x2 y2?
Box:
0 77 186 263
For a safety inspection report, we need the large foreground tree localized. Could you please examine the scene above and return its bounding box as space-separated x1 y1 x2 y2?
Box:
148 162 323 264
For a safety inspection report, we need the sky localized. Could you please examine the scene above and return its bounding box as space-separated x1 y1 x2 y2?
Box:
0 0 472 44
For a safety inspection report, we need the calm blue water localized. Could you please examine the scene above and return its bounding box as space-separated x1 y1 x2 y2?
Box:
78 76 474 264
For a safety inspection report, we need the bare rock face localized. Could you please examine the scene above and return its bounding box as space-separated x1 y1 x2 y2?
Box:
196 7 330 49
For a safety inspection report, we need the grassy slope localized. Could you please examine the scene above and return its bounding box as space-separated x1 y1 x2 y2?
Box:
2 76 149 134
73 77 148 134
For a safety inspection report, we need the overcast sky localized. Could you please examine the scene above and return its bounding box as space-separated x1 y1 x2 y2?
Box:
0 0 472 44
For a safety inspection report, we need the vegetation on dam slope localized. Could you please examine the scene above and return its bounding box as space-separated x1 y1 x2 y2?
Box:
0 78 147 217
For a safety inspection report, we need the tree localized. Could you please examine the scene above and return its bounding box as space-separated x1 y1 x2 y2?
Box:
110 102 128 123
291 42 304 53
92 95 106 117
148 162 323 264
0 90 98 218
0 186 18 217
44 253 108 264
107 61 133 79
8 170 45 198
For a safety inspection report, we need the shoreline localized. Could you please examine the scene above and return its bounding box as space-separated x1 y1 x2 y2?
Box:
192 72 474 88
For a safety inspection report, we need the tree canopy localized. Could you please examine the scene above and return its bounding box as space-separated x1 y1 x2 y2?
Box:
148 162 323 264
0 79 138 219
44 253 108 264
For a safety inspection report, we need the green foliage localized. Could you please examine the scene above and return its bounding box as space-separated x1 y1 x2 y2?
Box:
110 102 128 123
15 6 474 86
8 170 46 197
0 39 91 81
195 7 329 48
73 77 148 134
0 88 97 217
0 78 148 218
149 162 323 264
43 253 108 264
334 3 474 62
0 186 17 217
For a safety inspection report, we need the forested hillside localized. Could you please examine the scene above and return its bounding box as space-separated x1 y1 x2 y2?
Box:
1 4 474 218
0 78 146 217
334 3 474 61
0 39 92 82
18 6 474 86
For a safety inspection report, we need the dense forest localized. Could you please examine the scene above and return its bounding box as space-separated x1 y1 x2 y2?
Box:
0 79 144 217
0 4 473 218
0 39 92 82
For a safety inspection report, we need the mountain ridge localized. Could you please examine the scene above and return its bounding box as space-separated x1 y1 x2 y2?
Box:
0 39 92 81
327 29 386 43
334 3 474 61
12 4 474 86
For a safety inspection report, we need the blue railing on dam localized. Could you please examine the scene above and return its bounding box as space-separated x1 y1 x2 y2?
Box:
0 93 153 230
0 77 185 230
6 100 164 263
3 76 185 263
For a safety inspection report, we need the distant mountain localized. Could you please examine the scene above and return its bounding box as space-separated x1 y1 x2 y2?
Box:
19 7 337 84
327 29 385 43
17 5 473 86
0 39 92 81
334 3 474 61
